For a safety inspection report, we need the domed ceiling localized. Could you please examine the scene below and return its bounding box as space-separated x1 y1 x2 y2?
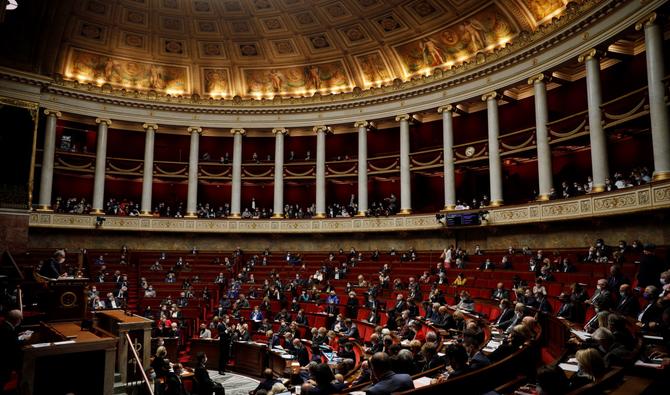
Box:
50 0 574 99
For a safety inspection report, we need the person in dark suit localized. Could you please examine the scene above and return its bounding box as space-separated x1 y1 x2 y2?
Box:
495 299 515 330
556 293 577 322
39 249 65 278
194 352 225 395
343 319 360 340
292 339 310 367
217 321 232 374
324 301 339 330
365 352 414 394
491 283 510 301
0 310 25 390
615 284 640 318
638 286 663 328
249 369 279 395
637 244 665 289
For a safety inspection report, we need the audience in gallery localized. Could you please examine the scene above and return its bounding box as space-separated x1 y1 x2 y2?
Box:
29 236 669 394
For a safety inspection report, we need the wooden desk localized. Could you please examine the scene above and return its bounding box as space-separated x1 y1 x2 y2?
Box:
232 341 268 377
21 322 117 395
189 338 220 370
94 309 153 384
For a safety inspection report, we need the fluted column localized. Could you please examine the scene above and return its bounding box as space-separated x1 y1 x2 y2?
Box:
314 125 328 218
272 128 288 218
438 105 456 210
396 114 412 214
637 13 670 181
91 118 111 214
140 123 157 215
230 128 246 218
482 92 503 206
355 121 369 216
185 126 202 217
579 49 609 192
37 109 61 210
529 74 553 200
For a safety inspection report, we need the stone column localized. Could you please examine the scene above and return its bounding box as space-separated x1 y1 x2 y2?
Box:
355 121 369 216
37 109 60 210
91 118 111 214
637 13 670 181
230 128 246 218
272 128 288 218
438 105 456 210
185 126 202 217
396 114 412 214
140 123 157 215
579 49 609 192
529 74 554 200
482 92 503 206
314 125 328 218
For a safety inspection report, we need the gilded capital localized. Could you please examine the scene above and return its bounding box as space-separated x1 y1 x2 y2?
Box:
142 123 158 130
395 114 410 122
527 73 548 85
481 91 498 101
354 121 369 128
437 105 454 113
313 125 329 134
577 48 603 63
272 127 288 135
230 128 246 136
95 118 112 126
44 109 62 118
187 126 203 134
635 12 657 31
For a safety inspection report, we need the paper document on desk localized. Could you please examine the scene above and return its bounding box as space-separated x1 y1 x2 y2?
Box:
413 377 433 388
559 363 579 373
570 329 591 341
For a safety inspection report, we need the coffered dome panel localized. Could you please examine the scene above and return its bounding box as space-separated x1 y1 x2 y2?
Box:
26 0 589 99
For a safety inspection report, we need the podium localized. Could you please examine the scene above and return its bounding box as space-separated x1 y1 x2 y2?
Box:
94 310 153 384
45 278 89 320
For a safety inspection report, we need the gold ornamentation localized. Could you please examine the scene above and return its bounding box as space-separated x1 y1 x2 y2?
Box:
395 114 410 122
187 126 202 134
230 128 246 135
635 12 657 31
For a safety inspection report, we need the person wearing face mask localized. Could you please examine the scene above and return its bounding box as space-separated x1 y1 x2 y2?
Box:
164 363 188 395
638 286 663 330
39 249 66 278
615 284 640 318
194 352 225 395
495 299 515 330
637 243 665 289
505 303 526 334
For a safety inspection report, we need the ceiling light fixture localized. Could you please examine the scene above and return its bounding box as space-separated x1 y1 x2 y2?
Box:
6 0 18 10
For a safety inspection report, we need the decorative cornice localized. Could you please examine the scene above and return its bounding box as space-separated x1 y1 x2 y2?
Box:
395 114 411 122
437 105 454 113
95 118 112 126
481 91 499 101
272 127 288 135
142 123 158 130
44 109 62 118
635 12 657 30
230 128 246 136
187 126 202 134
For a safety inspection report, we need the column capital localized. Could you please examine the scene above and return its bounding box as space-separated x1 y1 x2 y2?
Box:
577 48 604 63
354 120 369 128
481 91 499 101
635 12 658 31
527 73 549 85
313 125 329 134
230 128 246 136
44 109 62 118
187 126 203 134
272 127 288 135
395 114 410 122
437 104 454 113
95 118 112 126
142 123 158 130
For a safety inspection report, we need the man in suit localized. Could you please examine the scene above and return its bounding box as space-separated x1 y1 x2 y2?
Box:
250 369 280 395
194 352 225 395
39 249 65 278
495 299 515 330
343 318 360 340
0 310 25 390
638 286 663 328
491 283 510 301
504 303 526 334
292 339 310 366
218 320 232 374
615 284 640 318
586 279 612 314
164 363 189 395
324 301 339 330
556 293 576 322
365 352 414 395
106 292 122 309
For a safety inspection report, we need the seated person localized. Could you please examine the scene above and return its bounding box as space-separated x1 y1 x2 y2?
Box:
534 365 570 395
365 352 414 394
432 344 471 383
194 352 225 395
249 368 279 395
569 348 606 390
301 362 344 395
339 342 356 360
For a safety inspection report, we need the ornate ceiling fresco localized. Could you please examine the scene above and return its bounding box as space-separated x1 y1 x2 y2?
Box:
55 0 581 99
